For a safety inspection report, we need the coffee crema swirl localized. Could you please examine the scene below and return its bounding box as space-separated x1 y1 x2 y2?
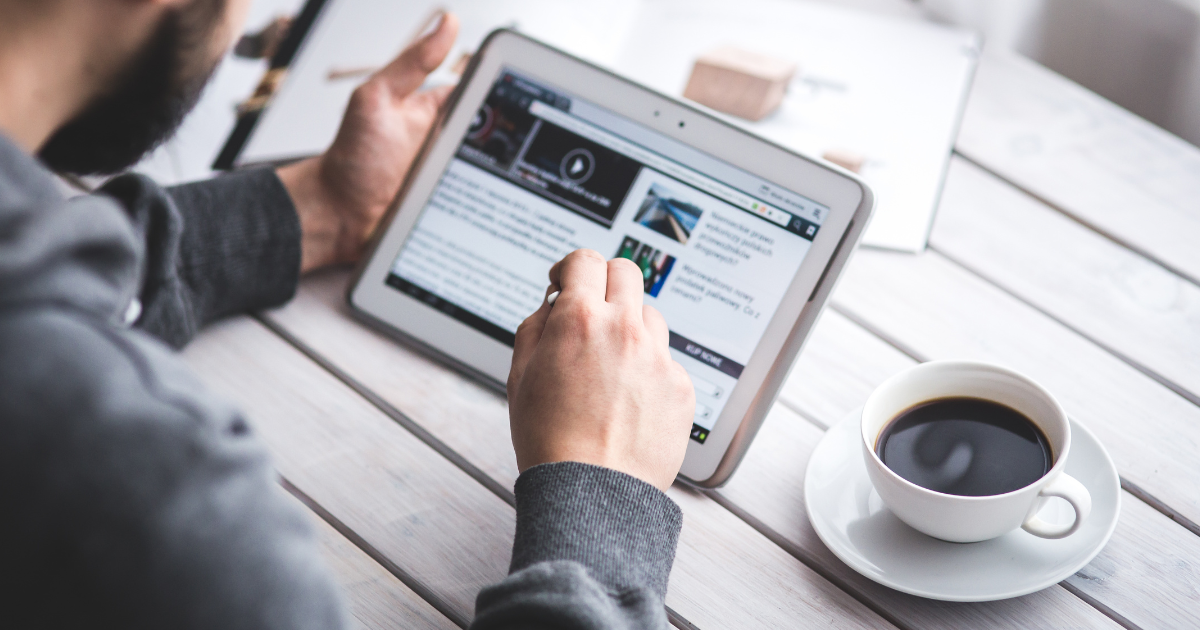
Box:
874 397 1052 497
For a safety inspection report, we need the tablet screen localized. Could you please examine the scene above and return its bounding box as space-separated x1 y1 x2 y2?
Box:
388 69 828 444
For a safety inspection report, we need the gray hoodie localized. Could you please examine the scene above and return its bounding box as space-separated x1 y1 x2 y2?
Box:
0 132 680 629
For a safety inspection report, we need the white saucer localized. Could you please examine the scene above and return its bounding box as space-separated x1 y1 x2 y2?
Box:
804 408 1120 601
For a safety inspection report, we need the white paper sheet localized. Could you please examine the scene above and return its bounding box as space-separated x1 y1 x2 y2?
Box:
612 0 979 251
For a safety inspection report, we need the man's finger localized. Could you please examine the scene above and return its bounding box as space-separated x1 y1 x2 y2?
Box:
548 250 609 304
400 84 455 120
509 286 555 397
371 12 459 100
606 257 645 309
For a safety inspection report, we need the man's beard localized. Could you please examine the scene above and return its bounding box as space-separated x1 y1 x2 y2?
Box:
39 2 226 176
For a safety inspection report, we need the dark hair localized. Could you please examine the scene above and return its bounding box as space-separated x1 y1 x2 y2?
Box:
39 0 227 175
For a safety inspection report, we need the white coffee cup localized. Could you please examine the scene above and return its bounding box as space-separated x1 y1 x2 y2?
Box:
860 361 1092 543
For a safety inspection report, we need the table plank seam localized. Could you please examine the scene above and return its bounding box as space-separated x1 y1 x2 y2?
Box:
280 477 469 629
1117 477 1200 539
828 304 928 363
1058 583 1143 630
667 609 702 630
256 314 518 506
256 314 703 630
949 150 1200 291
704 490 916 630
775 397 830 431
927 243 1200 410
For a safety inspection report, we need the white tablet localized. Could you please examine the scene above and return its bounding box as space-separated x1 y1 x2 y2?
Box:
350 29 874 487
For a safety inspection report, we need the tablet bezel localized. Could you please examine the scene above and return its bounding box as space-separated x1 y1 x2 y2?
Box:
349 29 874 486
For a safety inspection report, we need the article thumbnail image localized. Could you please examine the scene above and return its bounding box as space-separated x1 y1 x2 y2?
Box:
460 79 539 171
634 184 703 244
519 123 642 227
615 237 676 298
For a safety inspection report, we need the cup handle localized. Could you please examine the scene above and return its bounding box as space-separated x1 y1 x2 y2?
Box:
1022 473 1092 539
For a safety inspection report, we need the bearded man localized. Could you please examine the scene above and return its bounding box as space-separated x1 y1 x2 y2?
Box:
0 1 695 628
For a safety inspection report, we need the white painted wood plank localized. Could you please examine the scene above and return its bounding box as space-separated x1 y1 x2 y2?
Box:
183 317 514 624
957 53 1200 284
776 313 914 428
831 246 1200 522
188 315 710 629
929 156 1200 403
668 486 893 630
756 311 1200 629
1068 495 1200 629
262 270 898 630
293 492 457 630
265 268 1200 627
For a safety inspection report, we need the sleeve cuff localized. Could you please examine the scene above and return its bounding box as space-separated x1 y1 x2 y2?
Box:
510 462 682 599
166 168 301 322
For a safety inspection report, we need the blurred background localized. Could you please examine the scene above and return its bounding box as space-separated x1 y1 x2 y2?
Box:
137 0 1200 185
920 0 1200 148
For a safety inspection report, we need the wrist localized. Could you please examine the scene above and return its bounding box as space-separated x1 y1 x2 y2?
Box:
277 157 345 273
519 444 661 491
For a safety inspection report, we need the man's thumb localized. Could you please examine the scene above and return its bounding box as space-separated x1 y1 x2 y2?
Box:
372 11 460 100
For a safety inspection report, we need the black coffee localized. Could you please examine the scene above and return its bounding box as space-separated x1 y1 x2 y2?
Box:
875 397 1052 497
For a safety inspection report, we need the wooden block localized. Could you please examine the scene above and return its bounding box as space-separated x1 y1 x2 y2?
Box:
822 149 866 173
683 46 797 121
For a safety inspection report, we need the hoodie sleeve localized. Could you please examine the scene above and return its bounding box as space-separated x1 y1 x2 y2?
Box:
100 169 301 349
470 462 681 630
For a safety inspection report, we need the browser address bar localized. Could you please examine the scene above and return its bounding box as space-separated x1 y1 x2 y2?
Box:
527 101 792 228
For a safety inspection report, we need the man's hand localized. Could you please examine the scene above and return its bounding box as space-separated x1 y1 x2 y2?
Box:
507 250 696 491
277 12 460 273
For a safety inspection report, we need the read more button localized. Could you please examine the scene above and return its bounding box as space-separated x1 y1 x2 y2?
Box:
668 331 744 379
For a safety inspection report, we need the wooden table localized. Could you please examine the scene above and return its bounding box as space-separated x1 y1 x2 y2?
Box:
181 53 1200 629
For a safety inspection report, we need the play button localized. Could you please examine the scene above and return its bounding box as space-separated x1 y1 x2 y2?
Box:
559 148 595 184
